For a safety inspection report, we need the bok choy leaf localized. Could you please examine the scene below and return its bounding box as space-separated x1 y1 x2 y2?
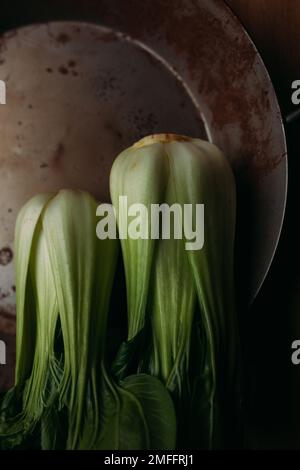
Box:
110 134 242 449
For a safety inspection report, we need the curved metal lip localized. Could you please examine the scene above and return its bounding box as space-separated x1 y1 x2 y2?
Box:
223 0 288 303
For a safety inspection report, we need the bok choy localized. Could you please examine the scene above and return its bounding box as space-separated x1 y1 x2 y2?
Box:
110 134 243 449
0 189 176 450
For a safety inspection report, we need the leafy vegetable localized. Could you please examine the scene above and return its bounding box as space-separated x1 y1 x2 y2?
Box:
0 131 241 450
110 134 242 449
0 193 57 447
80 369 176 450
0 189 176 450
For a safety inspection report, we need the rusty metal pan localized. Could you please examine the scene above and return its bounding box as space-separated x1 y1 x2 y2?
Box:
0 0 287 386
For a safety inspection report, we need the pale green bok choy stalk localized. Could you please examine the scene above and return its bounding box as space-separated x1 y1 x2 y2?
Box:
0 193 58 448
110 134 242 449
0 189 176 450
42 190 175 450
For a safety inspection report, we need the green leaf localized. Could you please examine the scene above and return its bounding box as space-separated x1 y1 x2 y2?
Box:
40 363 68 450
110 134 242 449
110 143 168 339
169 139 240 448
85 370 176 450
148 170 196 392
2 193 57 445
121 374 176 450
14 193 55 385
112 329 147 381
42 190 118 449
21 226 59 427
0 387 24 449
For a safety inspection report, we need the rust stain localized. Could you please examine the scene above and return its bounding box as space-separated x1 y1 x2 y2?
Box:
93 30 119 43
128 109 158 139
104 122 123 140
0 247 13 266
52 142 65 168
0 289 9 300
56 33 70 44
0 312 16 335
58 65 69 75
71 24 82 34
0 309 15 321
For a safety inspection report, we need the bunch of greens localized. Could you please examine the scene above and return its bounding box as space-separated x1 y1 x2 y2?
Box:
0 133 242 450
110 134 243 449
0 189 176 450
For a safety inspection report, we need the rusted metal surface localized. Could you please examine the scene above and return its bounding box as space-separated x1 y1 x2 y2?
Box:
0 0 287 389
